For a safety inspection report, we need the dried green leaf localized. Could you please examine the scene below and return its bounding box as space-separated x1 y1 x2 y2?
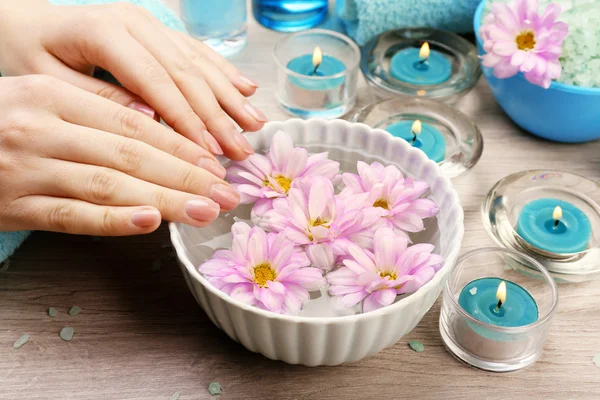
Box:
408 340 424 353
13 334 30 349
208 382 222 395
169 392 180 400
68 306 81 315
48 308 57 317
59 327 74 341
593 353 600 369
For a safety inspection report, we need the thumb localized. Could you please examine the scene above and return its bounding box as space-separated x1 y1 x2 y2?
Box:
42 57 159 121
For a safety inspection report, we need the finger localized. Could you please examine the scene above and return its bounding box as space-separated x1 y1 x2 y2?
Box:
54 81 226 175
124 20 257 160
13 195 162 235
164 28 267 131
32 160 222 228
168 29 258 97
42 121 240 211
38 54 161 122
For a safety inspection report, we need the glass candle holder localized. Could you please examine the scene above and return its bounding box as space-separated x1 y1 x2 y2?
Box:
351 97 483 179
180 0 247 57
274 29 360 119
360 28 480 103
482 170 600 283
440 247 558 372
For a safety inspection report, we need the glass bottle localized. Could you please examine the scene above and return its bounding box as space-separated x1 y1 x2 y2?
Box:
252 0 328 32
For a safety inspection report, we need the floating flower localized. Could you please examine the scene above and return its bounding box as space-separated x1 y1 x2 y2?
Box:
198 222 325 315
327 227 444 313
480 0 569 88
226 130 340 218
340 161 438 236
261 177 380 271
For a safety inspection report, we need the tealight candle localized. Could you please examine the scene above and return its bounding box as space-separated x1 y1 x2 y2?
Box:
516 198 592 253
287 46 346 91
385 119 446 162
389 42 452 85
458 278 538 328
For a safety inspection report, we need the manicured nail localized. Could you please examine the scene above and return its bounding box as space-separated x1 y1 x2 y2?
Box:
131 209 161 228
244 103 268 123
197 158 226 179
128 101 156 120
211 184 241 210
234 131 254 155
203 131 223 155
239 75 259 88
185 199 220 222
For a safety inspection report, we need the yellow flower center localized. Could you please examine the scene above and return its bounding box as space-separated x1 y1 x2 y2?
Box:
253 262 276 287
307 217 330 241
379 271 398 280
373 198 390 210
516 31 536 51
263 175 292 193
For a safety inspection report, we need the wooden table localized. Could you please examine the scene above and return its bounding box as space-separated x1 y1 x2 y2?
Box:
2 3 600 399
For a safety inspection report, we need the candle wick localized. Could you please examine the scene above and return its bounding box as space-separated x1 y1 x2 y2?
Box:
495 299 503 311
313 63 320 76
418 58 428 65
411 132 417 143
554 219 560 228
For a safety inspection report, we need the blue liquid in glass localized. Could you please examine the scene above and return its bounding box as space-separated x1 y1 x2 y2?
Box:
252 0 328 32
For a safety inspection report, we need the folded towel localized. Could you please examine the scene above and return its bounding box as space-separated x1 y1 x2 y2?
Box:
337 0 482 45
0 0 186 264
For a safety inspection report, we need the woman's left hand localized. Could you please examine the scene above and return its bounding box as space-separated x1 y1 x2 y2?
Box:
0 0 264 161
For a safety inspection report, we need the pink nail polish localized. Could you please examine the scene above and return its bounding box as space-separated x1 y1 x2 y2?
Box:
128 101 156 120
131 209 161 228
203 131 224 155
234 131 254 155
211 184 241 210
239 75 259 88
185 199 220 222
197 158 226 179
244 103 268 123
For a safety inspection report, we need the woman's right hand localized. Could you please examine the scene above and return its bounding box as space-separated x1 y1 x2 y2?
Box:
0 75 240 235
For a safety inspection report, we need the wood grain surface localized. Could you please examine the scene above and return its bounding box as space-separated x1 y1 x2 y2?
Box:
1 2 600 399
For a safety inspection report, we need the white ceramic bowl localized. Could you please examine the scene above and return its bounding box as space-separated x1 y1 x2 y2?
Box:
169 119 464 366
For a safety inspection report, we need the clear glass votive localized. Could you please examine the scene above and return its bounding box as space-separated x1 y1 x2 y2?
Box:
180 0 247 57
360 27 481 103
274 29 360 119
482 170 600 283
351 97 483 179
440 248 558 373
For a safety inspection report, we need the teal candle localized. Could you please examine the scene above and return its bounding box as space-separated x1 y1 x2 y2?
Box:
516 198 592 253
287 52 346 91
389 43 452 85
459 278 538 327
385 120 446 162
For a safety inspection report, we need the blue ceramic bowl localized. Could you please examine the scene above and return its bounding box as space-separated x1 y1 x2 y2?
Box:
474 0 600 143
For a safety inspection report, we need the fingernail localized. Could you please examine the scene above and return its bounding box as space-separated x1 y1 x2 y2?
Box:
128 101 156 120
239 75 259 88
244 103 268 123
131 209 161 228
203 131 223 155
185 199 220 222
197 158 226 179
211 184 241 210
234 131 254 155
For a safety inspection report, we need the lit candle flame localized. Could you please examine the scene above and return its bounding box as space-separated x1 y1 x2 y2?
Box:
313 46 322 68
553 206 563 221
419 42 430 61
496 281 507 308
411 120 422 136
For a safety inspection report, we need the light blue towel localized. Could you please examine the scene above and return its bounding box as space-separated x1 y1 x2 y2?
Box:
0 0 186 264
337 0 482 45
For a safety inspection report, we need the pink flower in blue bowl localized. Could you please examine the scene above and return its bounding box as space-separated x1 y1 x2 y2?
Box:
474 0 600 143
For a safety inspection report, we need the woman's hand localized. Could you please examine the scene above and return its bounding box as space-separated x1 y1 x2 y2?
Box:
0 75 241 235
0 0 264 161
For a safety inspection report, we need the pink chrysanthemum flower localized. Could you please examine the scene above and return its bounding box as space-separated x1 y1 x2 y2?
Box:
198 222 325 315
327 227 444 313
226 130 340 217
261 177 380 271
480 0 569 88
340 161 438 236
